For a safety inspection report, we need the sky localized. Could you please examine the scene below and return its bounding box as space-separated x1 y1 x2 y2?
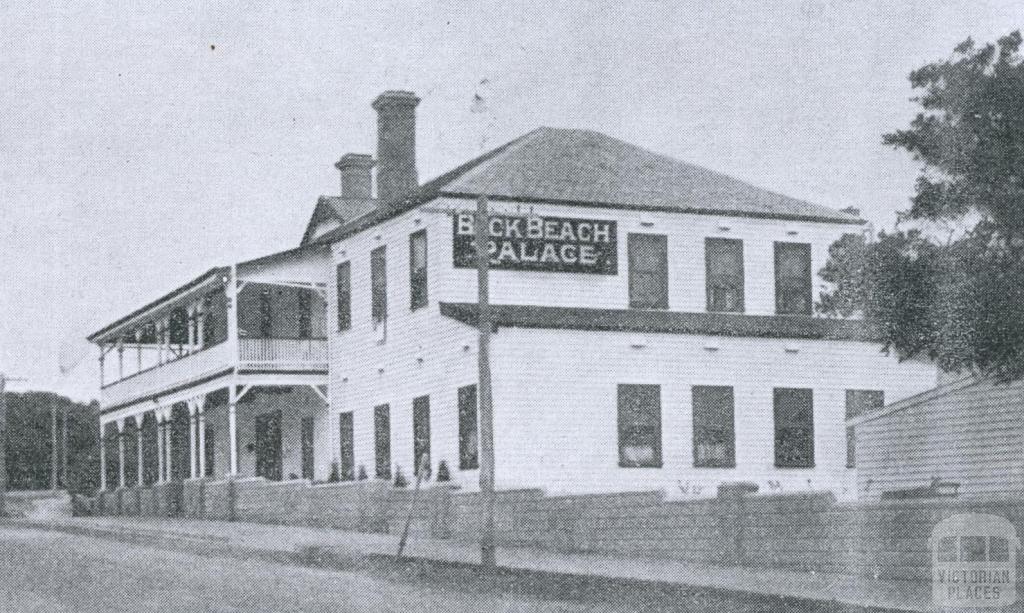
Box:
1 0 1020 401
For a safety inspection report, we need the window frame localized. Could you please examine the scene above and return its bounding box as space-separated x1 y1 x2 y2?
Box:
845 389 884 468
774 242 813 315
458 385 479 470
617 383 663 468
336 261 352 332
705 238 745 313
371 246 388 325
413 395 430 476
627 233 669 310
773 388 814 468
374 404 391 480
409 229 428 311
692 385 736 468
338 411 354 481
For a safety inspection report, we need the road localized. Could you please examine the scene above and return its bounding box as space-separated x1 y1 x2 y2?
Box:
0 526 865 612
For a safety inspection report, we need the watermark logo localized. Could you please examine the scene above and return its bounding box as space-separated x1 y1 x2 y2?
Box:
931 513 1018 608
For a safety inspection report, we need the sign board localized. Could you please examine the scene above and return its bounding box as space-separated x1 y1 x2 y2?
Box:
452 213 617 274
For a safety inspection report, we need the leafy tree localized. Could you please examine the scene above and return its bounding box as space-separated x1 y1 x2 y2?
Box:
819 32 1024 381
3 391 100 494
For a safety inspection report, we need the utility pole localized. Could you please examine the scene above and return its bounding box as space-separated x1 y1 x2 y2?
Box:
0 373 27 516
474 194 497 567
50 395 59 490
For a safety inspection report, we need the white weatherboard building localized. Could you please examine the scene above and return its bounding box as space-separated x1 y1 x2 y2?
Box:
89 91 938 501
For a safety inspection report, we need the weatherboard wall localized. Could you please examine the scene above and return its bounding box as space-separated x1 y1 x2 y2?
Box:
854 378 1024 501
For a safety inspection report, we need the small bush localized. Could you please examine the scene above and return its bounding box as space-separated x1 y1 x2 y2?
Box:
328 462 340 483
436 460 451 482
394 466 408 488
357 465 368 481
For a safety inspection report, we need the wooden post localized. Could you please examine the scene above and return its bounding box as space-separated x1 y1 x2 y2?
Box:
198 407 207 478
228 386 238 477
136 422 144 487
50 395 58 490
475 195 497 568
117 422 126 489
99 424 107 491
156 414 165 483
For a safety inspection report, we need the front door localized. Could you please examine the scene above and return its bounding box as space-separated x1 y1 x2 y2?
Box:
254 411 282 481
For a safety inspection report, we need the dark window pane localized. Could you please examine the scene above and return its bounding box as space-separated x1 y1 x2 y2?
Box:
628 234 668 309
371 246 388 323
618 384 662 468
938 536 958 562
693 386 735 468
336 262 351 331
204 425 215 477
410 230 428 310
297 289 312 340
774 242 812 315
774 388 814 468
413 395 430 476
374 404 391 479
705 238 744 312
458 385 479 470
301 416 314 480
169 307 190 345
990 537 1009 562
845 390 883 468
338 412 354 481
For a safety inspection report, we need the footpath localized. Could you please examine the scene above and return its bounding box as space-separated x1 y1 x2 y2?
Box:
7 516 933 612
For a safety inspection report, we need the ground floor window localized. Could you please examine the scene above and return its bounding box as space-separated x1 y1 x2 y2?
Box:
845 389 884 468
301 416 314 480
458 385 478 470
618 384 662 468
774 388 814 468
338 412 354 481
204 425 215 477
413 395 430 476
692 386 735 468
374 404 391 480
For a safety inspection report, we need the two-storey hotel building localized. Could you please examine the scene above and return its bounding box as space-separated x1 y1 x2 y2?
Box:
89 91 938 501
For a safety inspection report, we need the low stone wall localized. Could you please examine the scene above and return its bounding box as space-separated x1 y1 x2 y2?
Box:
84 480 1024 582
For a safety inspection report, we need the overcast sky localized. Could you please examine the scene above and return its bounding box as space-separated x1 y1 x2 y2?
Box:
1 0 1020 401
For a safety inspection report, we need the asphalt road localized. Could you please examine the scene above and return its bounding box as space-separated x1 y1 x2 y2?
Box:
0 526 871 612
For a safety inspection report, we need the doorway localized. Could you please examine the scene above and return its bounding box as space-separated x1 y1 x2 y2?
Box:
254 410 282 481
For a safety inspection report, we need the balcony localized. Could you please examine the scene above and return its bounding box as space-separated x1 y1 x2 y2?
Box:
238 337 328 371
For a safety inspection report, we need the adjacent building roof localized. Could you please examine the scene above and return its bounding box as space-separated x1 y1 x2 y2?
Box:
439 302 878 342
314 127 861 246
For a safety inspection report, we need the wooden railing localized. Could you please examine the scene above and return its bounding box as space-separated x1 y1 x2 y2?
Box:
238 338 327 369
101 341 233 408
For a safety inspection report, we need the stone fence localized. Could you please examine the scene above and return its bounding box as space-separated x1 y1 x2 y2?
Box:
87 481 1024 582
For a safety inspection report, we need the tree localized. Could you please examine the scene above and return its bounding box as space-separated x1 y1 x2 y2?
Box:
2 391 100 494
819 32 1024 381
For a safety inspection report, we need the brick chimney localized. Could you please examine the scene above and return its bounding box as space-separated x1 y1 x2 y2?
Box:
372 91 420 205
335 153 375 199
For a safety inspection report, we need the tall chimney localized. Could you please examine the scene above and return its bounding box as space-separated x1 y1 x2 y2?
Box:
372 91 420 205
335 153 375 199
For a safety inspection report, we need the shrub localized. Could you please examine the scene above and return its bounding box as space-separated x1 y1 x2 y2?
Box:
436 460 451 482
357 465 368 481
328 462 340 483
393 466 408 488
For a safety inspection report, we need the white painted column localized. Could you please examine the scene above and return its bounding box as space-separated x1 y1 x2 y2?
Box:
188 400 197 479
156 414 165 483
116 421 126 489
136 421 144 487
197 404 207 478
99 426 107 491
228 386 238 476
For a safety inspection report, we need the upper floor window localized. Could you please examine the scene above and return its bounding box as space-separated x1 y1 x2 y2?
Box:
618 384 662 468
845 389 884 468
774 388 814 468
370 246 387 325
692 385 735 468
409 230 428 311
297 289 312 339
774 242 812 315
705 238 744 313
628 234 668 309
258 289 273 337
336 262 351 331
